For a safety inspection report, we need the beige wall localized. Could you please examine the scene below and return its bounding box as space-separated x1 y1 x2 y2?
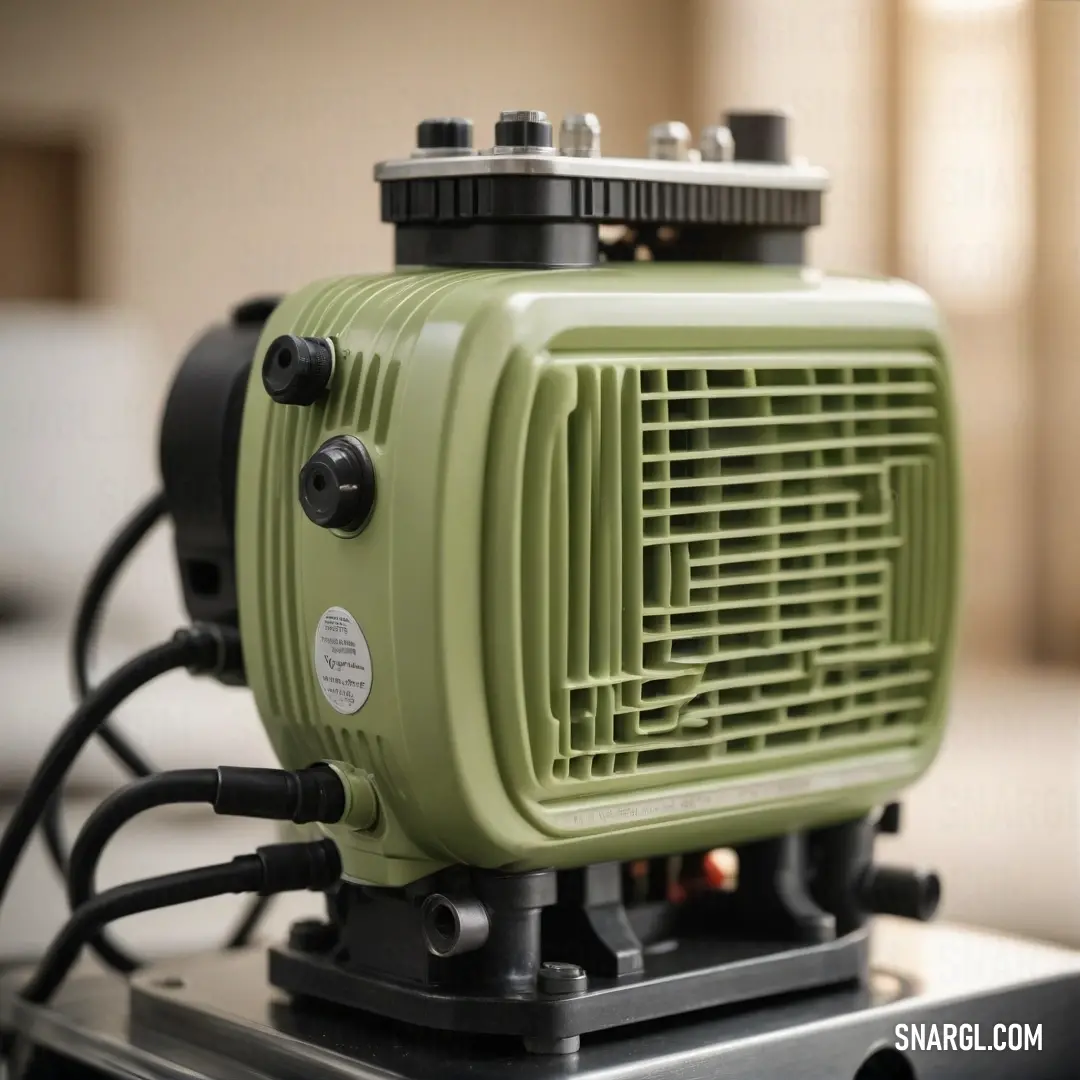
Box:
1033 1 1080 664
690 0 894 277
0 0 690 389
3 0 1075 665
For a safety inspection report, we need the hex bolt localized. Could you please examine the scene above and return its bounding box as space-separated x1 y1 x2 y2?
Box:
699 124 735 163
559 113 602 157
647 121 692 161
537 960 588 995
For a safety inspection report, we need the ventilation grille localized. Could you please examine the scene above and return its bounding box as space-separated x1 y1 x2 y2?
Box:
519 354 951 789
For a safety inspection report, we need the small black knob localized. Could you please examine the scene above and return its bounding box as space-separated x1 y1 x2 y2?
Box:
262 334 334 406
495 110 553 150
299 436 376 533
417 117 473 151
724 109 791 164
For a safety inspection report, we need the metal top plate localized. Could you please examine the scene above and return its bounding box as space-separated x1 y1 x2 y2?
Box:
374 153 830 192
3 919 1079 1080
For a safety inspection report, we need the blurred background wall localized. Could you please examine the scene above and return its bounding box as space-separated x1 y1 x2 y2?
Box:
0 0 1077 955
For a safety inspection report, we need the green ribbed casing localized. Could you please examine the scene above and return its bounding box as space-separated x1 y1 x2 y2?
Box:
235 264 960 887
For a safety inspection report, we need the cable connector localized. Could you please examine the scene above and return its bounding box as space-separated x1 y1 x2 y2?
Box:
214 765 347 824
253 838 342 896
176 623 244 681
21 838 342 1006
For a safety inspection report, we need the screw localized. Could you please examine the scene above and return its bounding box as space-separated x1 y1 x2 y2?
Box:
699 124 735 163
648 121 692 161
538 960 588 995
559 113 601 157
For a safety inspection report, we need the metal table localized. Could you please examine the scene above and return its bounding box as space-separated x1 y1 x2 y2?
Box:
3 917 1079 1079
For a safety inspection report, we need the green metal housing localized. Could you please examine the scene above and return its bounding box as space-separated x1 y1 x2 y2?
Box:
235 264 960 887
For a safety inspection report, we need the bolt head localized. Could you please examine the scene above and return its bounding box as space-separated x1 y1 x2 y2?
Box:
559 113 601 157
648 121 692 161
699 124 735 163
538 960 588 995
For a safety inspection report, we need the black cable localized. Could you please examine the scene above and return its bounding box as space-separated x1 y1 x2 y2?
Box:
20 838 341 1005
44 488 274 952
72 492 169 702
0 626 234 914
68 770 219 974
40 491 166 881
66 767 346 973
224 893 272 948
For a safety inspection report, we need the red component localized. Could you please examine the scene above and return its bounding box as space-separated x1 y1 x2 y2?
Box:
703 850 727 889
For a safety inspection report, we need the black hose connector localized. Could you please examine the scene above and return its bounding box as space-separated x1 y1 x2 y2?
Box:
255 838 342 896
859 865 941 922
214 765 347 824
21 838 342 1006
179 623 244 681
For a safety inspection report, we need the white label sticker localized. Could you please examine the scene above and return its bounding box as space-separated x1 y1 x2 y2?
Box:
313 606 372 715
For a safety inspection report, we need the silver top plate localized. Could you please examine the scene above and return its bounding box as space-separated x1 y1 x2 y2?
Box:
374 152 829 192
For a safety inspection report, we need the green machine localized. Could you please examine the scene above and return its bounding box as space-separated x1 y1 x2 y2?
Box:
159 108 957 1051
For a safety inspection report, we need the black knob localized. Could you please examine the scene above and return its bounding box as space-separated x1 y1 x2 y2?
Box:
299 436 376 533
495 110 553 150
417 117 473 151
724 109 791 164
262 334 334 406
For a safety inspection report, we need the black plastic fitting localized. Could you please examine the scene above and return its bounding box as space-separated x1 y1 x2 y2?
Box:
725 109 790 164
417 117 473 151
262 334 334 406
214 765 347 825
859 865 941 922
420 893 491 957
495 112 553 150
176 623 244 682
298 435 377 533
254 838 342 896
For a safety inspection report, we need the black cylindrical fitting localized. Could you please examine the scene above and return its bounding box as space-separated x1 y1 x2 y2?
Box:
495 111 553 150
420 893 491 957
254 838 342 896
214 765 347 824
473 870 557 993
859 865 941 922
417 117 473 151
298 435 376 533
262 334 334 406
725 109 791 164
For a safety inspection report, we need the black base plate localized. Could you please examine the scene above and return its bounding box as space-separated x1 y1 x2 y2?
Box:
270 927 868 1051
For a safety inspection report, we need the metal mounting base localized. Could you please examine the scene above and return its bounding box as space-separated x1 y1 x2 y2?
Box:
265 815 937 1053
3 920 1078 1079
270 928 869 1055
